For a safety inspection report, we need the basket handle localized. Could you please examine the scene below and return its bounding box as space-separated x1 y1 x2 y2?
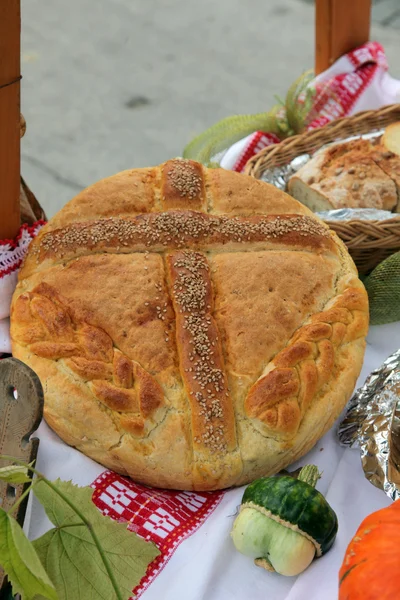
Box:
315 0 371 75
0 0 21 240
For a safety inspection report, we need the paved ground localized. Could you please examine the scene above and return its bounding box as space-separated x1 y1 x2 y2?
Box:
21 0 400 217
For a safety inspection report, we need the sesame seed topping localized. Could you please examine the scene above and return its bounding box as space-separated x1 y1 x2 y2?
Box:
35 211 330 261
167 159 202 199
171 250 229 454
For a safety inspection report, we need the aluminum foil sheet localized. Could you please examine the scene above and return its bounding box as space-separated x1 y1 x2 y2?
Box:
315 208 397 222
260 129 399 223
338 349 400 501
259 152 309 191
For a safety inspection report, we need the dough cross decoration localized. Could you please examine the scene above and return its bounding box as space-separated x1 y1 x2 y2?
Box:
10 159 369 490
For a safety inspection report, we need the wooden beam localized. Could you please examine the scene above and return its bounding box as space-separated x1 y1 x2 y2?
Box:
315 0 371 75
0 0 21 240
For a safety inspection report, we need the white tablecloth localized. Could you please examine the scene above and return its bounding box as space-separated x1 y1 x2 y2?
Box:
26 321 400 600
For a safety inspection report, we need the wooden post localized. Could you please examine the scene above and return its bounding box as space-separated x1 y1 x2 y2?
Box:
315 0 371 75
0 0 21 239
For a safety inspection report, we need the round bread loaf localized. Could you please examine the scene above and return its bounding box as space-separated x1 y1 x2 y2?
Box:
10 160 369 491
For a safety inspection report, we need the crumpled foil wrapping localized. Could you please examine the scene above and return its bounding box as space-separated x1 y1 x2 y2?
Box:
260 129 398 223
338 349 400 501
260 152 309 191
315 208 397 222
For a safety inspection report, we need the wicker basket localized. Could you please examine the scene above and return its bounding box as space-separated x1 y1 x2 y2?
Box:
244 104 400 274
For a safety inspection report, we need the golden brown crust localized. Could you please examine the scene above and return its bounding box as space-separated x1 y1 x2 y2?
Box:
206 168 312 216
209 250 340 378
245 287 368 438
11 159 369 490
161 159 207 211
136 364 164 417
43 160 310 231
289 138 399 211
382 122 400 163
65 357 113 381
371 144 400 210
47 168 157 228
12 286 166 436
166 251 238 457
22 211 335 279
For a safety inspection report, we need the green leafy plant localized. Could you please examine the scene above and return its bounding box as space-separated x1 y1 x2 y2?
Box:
0 457 159 600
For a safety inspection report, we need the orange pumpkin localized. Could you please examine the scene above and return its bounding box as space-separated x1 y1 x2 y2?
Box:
339 500 400 600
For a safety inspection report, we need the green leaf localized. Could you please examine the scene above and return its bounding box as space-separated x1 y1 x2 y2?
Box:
0 462 33 484
33 480 159 600
0 508 57 600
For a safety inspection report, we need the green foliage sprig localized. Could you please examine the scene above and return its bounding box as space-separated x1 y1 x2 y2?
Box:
0 456 159 600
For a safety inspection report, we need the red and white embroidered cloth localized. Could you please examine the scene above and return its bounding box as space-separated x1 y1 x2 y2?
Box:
2 41 400 600
0 221 44 353
92 472 224 598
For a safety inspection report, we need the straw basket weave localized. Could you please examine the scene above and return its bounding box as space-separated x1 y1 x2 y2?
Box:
245 104 400 274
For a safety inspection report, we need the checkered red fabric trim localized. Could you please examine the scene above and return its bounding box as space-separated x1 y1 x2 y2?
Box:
91 471 224 599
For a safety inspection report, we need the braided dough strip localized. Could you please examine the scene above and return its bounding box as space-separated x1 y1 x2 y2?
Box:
12 282 166 438
245 286 368 439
